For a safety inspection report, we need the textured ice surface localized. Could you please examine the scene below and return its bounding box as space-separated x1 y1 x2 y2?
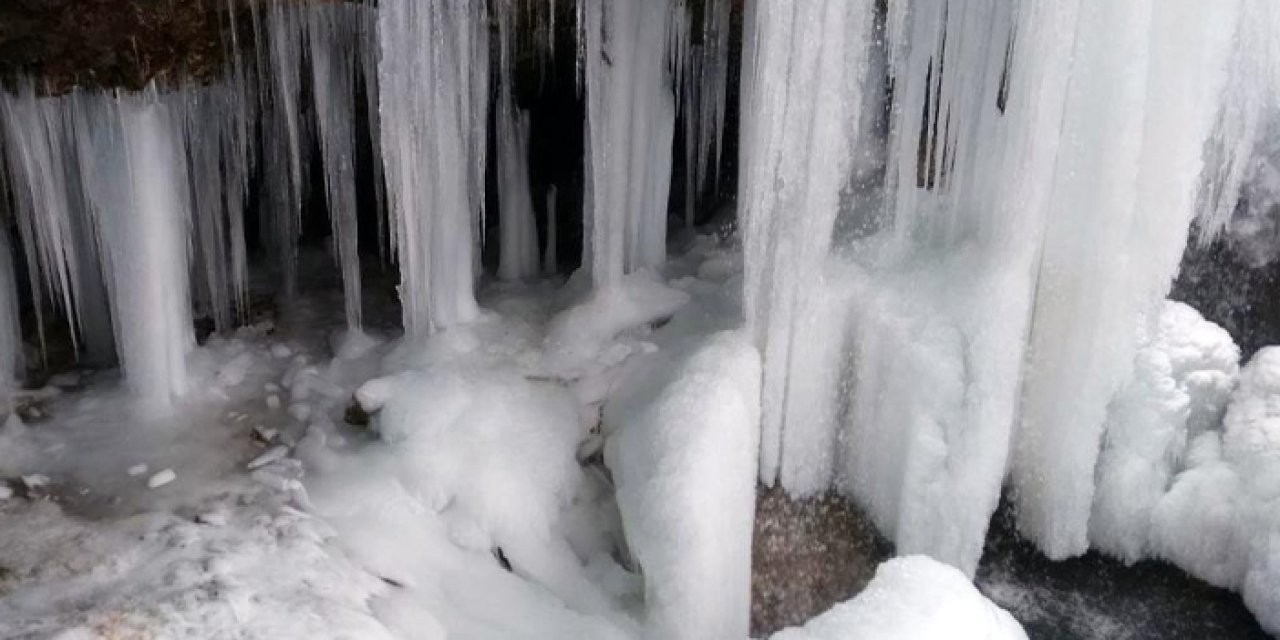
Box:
604 332 760 639
770 556 1027 640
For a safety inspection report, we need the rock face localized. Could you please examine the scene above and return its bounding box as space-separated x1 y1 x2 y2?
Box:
0 0 230 92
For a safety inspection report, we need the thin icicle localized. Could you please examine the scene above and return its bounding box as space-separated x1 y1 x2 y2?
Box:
544 185 559 274
496 2 542 282
309 4 368 330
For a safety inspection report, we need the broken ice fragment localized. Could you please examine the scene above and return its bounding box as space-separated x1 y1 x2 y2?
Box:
147 469 176 489
248 445 289 470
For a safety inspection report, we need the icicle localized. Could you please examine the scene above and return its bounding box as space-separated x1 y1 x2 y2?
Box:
357 7 387 262
0 86 88 351
677 0 732 226
581 0 678 288
740 0 1241 575
1194 0 1280 244
308 4 368 330
544 185 559 274
183 89 236 331
263 1 306 299
0 221 22 394
378 0 489 336
496 2 542 282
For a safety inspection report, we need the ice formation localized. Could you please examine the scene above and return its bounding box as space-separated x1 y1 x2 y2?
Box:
580 0 678 287
354 365 610 614
674 0 732 229
739 0 1254 574
1195 0 1280 256
2 0 1280 635
738 0 876 494
770 556 1027 640
1090 302 1239 563
308 4 375 330
0 0 393 402
604 331 760 639
1012 0 1242 559
91 94 196 404
378 0 489 336
496 3 542 283
1 88 201 405
0 230 22 394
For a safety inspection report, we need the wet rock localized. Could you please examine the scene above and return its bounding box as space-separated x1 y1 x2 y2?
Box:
343 399 370 428
751 485 891 637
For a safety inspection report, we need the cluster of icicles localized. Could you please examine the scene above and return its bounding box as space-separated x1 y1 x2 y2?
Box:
741 0 1280 576
2 0 1279 601
0 0 732 404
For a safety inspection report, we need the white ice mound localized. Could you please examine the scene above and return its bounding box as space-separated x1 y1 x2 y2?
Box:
1091 301 1240 562
354 365 608 612
770 556 1028 640
1132 343 1280 634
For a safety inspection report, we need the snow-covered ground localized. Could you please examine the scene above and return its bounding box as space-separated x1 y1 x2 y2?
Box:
0 237 1031 639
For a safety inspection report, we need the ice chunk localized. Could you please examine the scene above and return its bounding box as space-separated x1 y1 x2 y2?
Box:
147 469 176 489
248 446 290 471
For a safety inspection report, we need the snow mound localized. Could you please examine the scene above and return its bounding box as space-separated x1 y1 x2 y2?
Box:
1091 301 1239 562
603 331 761 639
770 556 1027 640
1132 344 1280 634
353 365 610 613
543 270 690 376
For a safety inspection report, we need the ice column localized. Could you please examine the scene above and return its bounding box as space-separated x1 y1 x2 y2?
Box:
378 0 489 336
75 92 195 405
738 0 875 489
262 1 306 299
496 4 542 282
1012 0 1240 558
580 0 678 288
0 228 22 394
309 4 368 329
